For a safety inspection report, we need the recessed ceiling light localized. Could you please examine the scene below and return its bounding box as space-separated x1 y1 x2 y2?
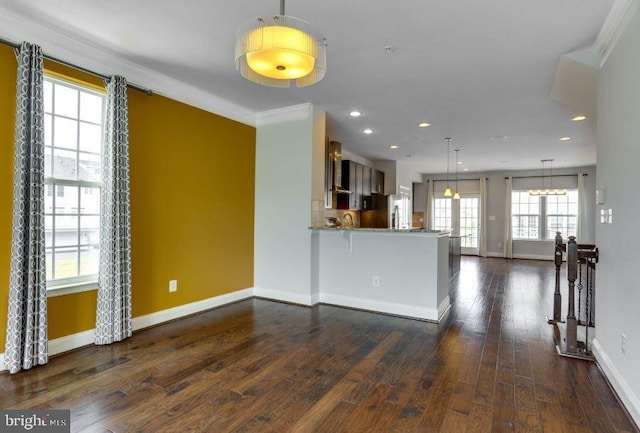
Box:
349 111 362 117
457 161 463 165
463 168 469 171
492 135 508 140
560 136 572 141
363 128 373 135
572 115 587 121
418 122 430 128
389 145 398 149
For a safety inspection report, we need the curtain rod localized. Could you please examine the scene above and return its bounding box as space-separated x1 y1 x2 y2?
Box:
505 173 588 180
430 178 482 183
0 36 153 96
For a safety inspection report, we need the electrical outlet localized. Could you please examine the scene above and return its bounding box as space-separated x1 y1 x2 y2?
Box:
497 242 502 248
372 276 380 287
621 332 627 354
169 280 177 292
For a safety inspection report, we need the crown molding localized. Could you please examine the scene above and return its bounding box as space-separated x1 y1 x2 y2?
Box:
594 0 640 66
256 103 313 126
0 5 257 127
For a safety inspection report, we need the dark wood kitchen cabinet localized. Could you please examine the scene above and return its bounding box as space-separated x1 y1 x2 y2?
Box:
371 169 384 195
340 160 364 209
340 161 382 210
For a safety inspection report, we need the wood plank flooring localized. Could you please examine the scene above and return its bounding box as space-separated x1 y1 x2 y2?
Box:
1 257 637 432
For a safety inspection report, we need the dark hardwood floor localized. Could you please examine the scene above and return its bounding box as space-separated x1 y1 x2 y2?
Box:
1 257 637 432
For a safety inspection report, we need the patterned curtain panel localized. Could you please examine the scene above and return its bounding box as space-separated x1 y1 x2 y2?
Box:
95 76 132 345
4 42 48 374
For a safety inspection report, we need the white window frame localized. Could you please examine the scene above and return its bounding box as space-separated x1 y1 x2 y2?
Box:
511 190 578 241
44 74 105 293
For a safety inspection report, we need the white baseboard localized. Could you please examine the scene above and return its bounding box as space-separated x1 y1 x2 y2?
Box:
487 252 505 258
592 339 640 426
319 292 440 322
253 286 316 306
438 296 451 321
132 287 254 331
513 253 554 261
0 288 255 372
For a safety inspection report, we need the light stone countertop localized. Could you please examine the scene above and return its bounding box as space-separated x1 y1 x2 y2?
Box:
309 226 449 235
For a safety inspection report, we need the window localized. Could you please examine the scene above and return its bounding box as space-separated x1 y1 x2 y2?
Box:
433 198 452 231
511 190 578 240
512 191 540 239
546 191 578 239
44 76 105 286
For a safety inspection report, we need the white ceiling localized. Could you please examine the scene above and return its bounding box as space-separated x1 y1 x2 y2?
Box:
0 0 616 174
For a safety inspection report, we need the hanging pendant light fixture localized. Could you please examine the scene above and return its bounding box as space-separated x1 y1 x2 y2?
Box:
453 149 461 200
235 0 327 88
443 138 453 197
529 159 567 196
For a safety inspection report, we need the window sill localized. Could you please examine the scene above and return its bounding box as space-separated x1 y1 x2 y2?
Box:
47 281 98 298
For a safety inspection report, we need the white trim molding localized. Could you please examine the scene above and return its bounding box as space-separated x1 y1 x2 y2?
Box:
513 253 554 261
592 339 640 426
320 292 441 322
256 103 313 126
438 296 451 322
0 288 254 372
594 0 640 66
132 288 254 331
253 286 316 307
0 6 256 126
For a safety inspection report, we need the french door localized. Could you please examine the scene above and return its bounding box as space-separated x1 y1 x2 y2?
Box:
433 195 480 255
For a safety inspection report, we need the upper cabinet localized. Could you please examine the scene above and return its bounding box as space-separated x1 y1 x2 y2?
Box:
339 160 384 210
371 169 384 195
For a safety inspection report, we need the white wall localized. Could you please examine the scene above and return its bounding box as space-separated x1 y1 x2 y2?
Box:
254 104 325 305
316 230 449 321
594 7 640 424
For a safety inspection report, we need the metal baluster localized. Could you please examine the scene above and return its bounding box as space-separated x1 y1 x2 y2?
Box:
577 259 583 325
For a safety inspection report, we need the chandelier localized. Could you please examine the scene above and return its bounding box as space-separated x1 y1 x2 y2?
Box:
529 159 567 196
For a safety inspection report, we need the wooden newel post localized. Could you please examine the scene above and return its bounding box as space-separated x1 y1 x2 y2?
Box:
566 236 578 353
553 232 563 322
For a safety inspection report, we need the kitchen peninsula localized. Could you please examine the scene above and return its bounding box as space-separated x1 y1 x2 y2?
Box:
310 227 450 322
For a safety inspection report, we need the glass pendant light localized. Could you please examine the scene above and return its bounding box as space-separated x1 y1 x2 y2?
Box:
453 149 461 200
443 138 453 197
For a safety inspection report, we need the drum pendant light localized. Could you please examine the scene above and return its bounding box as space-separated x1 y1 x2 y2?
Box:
235 0 327 88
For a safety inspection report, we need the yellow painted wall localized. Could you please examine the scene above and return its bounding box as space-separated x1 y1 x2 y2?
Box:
0 44 15 354
0 43 256 352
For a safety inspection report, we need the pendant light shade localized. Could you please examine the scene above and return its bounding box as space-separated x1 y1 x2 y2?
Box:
235 1 327 88
453 149 460 200
443 138 453 197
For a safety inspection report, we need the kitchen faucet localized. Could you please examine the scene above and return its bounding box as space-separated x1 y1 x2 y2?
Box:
342 213 354 228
